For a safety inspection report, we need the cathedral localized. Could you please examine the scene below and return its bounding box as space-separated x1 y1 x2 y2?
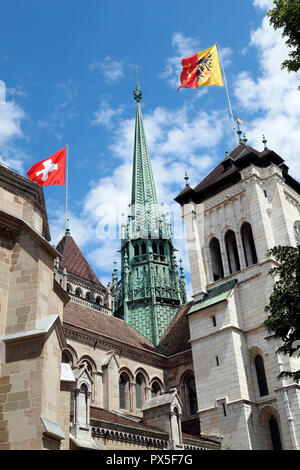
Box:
0 82 299 451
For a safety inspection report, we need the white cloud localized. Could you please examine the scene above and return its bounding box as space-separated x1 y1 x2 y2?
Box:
0 99 27 171
253 0 274 9
91 98 124 129
90 56 124 83
234 15 300 178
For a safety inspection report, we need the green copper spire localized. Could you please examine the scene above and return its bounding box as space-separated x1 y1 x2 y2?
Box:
113 83 187 346
131 80 159 238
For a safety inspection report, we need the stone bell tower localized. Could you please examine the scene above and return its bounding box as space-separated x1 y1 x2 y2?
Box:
113 83 186 346
175 137 300 450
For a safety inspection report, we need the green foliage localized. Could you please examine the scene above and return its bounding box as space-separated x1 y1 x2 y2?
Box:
267 0 300 86
264 244 300 382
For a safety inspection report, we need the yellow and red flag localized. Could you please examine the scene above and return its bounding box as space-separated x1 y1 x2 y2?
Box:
177 44 224 91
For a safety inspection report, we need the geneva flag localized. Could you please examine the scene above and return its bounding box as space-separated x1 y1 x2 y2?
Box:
177 44 224 91
27 147 66 186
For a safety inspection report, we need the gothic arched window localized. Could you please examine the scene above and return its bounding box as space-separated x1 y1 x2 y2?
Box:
255 355 269 397
225 230 240 274
85 292 91 301
182 373 198 416
136 373 146 409
241 222 257 267
119 373 130 410
151 381 161 398
95 296 101 305
269 415 282 450
209 237 224 281
75 288 82 297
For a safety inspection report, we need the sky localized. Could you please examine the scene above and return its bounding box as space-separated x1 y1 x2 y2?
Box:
0 0 300 298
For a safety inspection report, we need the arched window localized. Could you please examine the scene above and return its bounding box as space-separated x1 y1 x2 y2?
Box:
209 237 224 281
119 373 130 410
95 296 101 305
78 383 88 425
269 415 282 450
151 381 161 398
255 355 269 397
241 222 257 267
67 283 72 294
225 230 240 274
85 292 91 301
75 288 81 297
136 373 146 409
182 374 198 416
62 350 73 366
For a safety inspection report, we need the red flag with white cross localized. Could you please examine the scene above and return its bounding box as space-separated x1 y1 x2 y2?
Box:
27 147 66 186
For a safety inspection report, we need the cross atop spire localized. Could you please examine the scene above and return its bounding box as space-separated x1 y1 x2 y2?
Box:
133 66 143 103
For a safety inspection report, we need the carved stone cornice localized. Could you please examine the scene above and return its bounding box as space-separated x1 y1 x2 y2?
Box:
63 323 168 369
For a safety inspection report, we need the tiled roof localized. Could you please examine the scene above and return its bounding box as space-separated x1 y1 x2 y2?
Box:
158 303 193 356
187 279 238 315
63 301 159 353
56 234 104 288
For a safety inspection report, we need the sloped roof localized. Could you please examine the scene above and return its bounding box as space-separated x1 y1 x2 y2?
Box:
56 233 104 288
63 301 158 354
187 279 238 316
174 143 299 205
90 407 168 435
158 303 193 356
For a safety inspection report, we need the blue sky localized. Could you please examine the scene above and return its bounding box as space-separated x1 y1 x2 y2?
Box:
1 0 300 297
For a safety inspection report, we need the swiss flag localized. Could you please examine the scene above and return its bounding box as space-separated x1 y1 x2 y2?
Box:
27 147 66 186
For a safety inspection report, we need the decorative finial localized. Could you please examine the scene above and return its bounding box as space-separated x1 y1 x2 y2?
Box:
262 135 267 149
184 171 189 186
65 218 70 235
242 133 248 144
225 150 229 158
133 65 142 103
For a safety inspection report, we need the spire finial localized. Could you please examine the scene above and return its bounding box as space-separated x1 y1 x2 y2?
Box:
184 171 189 186
65 218 70 235
133 66 142 103
242 133 248 144
262 134 267 149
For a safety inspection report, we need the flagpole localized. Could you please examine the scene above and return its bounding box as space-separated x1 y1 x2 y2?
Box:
65 144 69 234
216 43 238 145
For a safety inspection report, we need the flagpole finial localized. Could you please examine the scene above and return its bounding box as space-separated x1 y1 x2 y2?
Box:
184 171 189 186
133 66 142 103
242 133 248 144
262 135 267 149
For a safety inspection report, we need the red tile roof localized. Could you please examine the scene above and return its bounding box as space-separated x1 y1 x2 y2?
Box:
63 301 159 354
56 234 104 287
